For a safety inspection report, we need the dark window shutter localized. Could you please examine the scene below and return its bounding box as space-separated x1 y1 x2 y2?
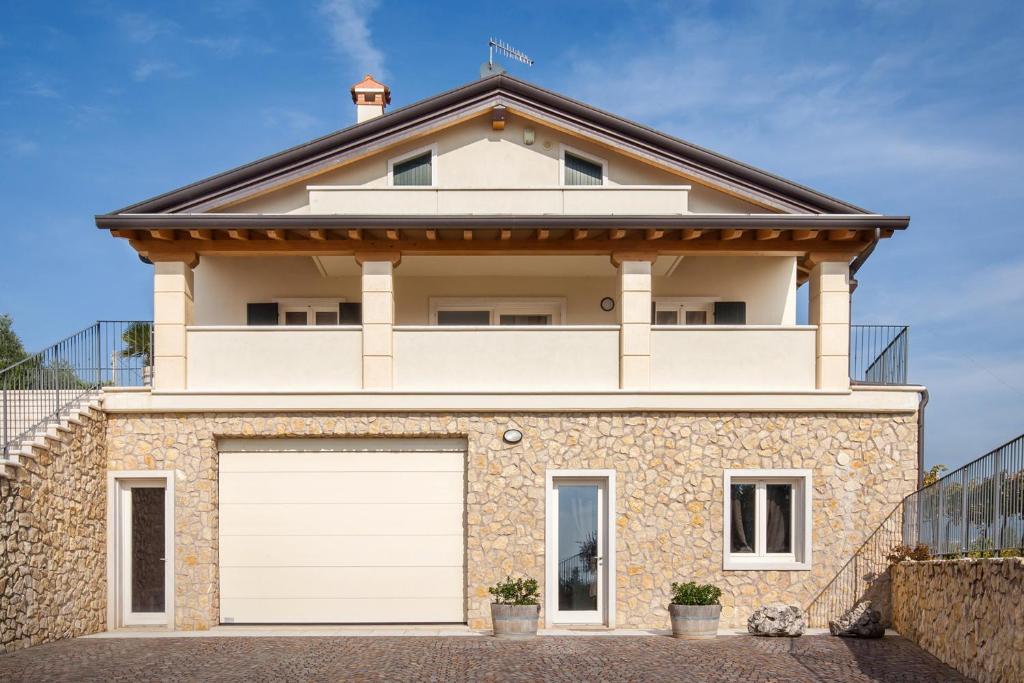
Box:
392 152 432 186
564 152 603 186
246 303 278 326
651 302 657 324
714 301 746 325
339 302 362 324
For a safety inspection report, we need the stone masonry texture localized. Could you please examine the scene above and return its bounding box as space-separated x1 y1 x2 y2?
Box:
892 558 1024 683
0 414 107 653
106 411 919 632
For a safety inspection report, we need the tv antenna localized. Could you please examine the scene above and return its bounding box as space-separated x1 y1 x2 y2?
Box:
481 38 534 77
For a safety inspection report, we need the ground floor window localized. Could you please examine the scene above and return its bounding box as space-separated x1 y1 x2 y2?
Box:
723 469 812 570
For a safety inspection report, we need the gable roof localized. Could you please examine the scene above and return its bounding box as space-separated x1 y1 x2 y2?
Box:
104 74 873 217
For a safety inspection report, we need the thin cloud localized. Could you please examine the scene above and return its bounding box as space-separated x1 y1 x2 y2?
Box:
319 0 386 79
2 136 39 156
24 80 60 99
117 13 177 44
132 60 186 82
262 107 322 133
189 36 244 56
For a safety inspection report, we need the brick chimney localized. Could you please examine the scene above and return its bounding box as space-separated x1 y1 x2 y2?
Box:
350 74 391 123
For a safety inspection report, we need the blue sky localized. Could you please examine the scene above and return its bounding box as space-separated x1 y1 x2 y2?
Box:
1 0 1021 469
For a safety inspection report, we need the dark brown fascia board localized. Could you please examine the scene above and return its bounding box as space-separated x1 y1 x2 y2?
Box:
95 213 910 231
106 74 873 217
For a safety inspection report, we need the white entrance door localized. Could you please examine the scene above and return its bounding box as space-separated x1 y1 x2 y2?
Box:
550 478 607 625
218 438 466 624
116 479 170 626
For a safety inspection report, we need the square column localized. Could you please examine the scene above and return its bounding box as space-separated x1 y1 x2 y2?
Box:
614 256 654 389
808 259 851 390
152 259 195 391
358 254 399 389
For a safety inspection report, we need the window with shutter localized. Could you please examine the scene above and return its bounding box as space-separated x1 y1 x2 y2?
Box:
563 151 604 186
392 151 432 186
246 303 279 326
713 302 747 325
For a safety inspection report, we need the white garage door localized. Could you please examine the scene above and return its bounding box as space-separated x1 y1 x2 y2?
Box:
218 438 465 624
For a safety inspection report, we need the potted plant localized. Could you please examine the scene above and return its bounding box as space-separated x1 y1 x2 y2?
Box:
668 581 723 639
488 575 540 638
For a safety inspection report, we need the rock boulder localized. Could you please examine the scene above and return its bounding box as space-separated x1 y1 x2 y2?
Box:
747 604 806 637
829 601 884 638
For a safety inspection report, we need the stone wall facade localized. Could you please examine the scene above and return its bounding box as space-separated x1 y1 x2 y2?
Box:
892 558 1023 683
0 414 108 652
106 410 918 631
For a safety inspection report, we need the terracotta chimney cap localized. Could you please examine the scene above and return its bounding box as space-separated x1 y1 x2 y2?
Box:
350 74 391 104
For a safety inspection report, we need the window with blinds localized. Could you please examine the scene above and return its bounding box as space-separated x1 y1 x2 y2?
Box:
564 152 603 186
392 151 432 186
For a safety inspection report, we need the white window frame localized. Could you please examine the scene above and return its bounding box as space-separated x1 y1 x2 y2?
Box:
106 470 176 630
723 469 812 571
387 143 438 187
652 297 718 325
559 144 607 187
429 297 567 325
273 298 346 326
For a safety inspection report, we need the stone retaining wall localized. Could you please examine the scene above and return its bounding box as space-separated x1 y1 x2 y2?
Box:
0 416 108 653
106 411 918 631
892 558 1024 683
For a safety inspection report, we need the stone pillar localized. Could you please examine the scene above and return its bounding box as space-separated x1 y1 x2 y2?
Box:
808 258 851 390
613 255 654 389
152 258 196 392
358 254 399 389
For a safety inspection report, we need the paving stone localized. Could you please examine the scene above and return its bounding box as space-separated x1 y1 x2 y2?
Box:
0 634 971 682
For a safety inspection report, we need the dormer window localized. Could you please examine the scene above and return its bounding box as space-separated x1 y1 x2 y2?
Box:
389 145 436 186
561 146 606 186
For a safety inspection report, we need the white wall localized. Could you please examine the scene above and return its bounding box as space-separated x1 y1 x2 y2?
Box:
192 255 797 327
218 114 764 215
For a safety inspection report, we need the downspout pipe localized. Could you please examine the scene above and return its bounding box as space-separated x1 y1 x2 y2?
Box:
917 389 929 486
848 227 880 294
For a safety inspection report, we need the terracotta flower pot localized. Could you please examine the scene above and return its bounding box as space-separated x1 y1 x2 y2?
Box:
669 603 722 639
490 603 539 638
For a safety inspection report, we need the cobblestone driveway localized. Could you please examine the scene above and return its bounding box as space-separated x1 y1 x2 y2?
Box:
0 635 970 682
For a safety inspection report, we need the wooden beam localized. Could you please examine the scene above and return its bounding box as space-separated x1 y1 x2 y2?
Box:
308 229 327 241
110 230 136 239
880 228 895 238
680 229 702 240
462 230 473 241
346 229 363 241
188 229 213 241
150 229 176 241
573 229 588 241
536 229 549 241
791 230 819 241
755 229 781 241
425 229 438 241
608 229 627 240
385 229 400 241
130 237 864 258
720 229 744 241
226 229 249 241
644 229 664 241
499 229 512 241
828 229 857 241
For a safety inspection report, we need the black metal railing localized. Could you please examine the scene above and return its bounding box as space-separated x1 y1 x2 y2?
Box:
1 320 152 456
806 503 905 628
904 434 1024 557
850 324 909 385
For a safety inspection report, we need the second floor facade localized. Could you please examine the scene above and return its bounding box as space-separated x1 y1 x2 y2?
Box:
97 75 913 400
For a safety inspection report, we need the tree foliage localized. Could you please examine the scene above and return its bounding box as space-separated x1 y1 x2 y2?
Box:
0 314 28 370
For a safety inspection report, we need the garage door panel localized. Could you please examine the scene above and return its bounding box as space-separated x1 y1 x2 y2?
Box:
220 451 463 473
221 532 463 568
218 443 465 624
220 566 463 599
220 503 463 536
220 471 463 504
221 597 465 624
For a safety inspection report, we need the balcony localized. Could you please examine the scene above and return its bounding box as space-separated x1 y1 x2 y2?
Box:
306 186 689 216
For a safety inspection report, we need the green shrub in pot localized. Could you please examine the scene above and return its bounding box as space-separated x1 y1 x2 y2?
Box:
488 576 540 638
668 581 723 639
